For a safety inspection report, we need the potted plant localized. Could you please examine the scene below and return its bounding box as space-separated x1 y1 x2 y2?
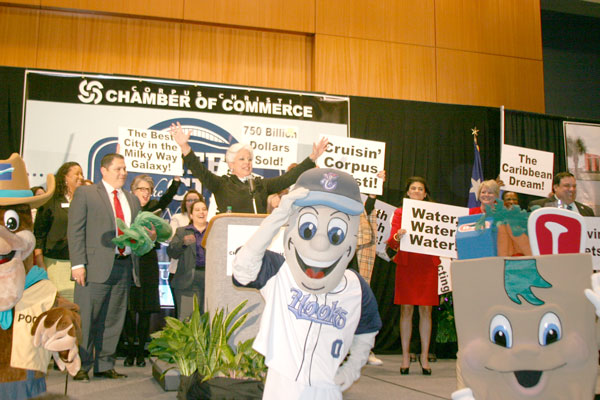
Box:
149 296 267 399
435 292 458 359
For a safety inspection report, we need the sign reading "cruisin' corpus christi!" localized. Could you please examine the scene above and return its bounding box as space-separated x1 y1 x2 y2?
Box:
317 135 385 196
400 199 469 258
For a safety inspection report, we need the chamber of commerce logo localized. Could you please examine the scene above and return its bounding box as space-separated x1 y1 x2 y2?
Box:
78 80 104 104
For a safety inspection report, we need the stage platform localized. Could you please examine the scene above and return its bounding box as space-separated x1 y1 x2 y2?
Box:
44 354 600 399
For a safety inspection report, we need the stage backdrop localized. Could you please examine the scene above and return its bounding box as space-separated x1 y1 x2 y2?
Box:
22 70 349 219
2 66 600 353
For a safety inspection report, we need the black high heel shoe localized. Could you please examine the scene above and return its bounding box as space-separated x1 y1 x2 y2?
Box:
418 357 432 375
400 367 409 375
124 355 134 367
136 355 146 367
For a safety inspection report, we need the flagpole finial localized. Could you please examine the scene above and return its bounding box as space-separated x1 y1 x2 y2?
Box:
471 127 479 137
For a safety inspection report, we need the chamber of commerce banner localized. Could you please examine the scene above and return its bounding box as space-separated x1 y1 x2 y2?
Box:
22 70 349 219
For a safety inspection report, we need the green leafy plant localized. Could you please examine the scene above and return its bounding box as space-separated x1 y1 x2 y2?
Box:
149 296 267 382
436 292 457 343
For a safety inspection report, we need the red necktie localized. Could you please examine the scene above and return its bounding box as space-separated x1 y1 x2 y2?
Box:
113 190 125 255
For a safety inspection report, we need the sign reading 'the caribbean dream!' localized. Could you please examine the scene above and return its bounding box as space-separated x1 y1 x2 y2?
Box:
400 199 469 258
499 144 554 197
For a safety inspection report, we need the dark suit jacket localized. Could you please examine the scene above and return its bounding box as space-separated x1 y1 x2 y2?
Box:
183 152 315 214
528 197 595 216
167 225 205 290
67 182 142 285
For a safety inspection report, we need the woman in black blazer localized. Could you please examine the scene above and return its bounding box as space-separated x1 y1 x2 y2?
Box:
123 174 181 367
167 198 209 321
34 161 84 301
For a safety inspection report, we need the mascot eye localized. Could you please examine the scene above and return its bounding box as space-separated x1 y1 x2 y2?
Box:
3 210 19 232
489 314 512 348
327 218 347 245
538 312 561 346
297 213 318 240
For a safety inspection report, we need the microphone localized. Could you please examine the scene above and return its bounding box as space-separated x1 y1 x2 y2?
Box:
248 175 255 195
248 174 258 214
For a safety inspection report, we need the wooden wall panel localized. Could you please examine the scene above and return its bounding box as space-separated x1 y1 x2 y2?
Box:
180 24 312 91
316 0 435 47
3 0 40 6
1 1 546 113
36 10 181 78
314 34 436 101
436 0 542 60
436 48 545 113
184 0 314 33
0 6 39 67
40 0 184 19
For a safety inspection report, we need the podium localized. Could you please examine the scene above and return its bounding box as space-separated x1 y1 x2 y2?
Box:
202 213 268 345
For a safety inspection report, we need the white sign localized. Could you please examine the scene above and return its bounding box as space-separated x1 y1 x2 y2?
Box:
226 225 285 276
438 257 452 295
241 123 299 170
118 127 183 175
584 216 600 271
499 144 554 197
318 135 385 195
400 199 469 258
359 195 397 260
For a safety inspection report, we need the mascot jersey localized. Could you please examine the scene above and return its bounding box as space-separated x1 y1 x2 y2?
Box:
235 250 381 396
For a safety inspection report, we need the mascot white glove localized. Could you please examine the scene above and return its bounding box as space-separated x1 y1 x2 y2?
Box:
584 273 600 317
232 187 309 285
32 310 81 376
452 388 475 400
334 331 377 391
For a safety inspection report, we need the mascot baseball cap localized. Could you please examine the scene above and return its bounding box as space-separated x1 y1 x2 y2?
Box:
294 168 363 215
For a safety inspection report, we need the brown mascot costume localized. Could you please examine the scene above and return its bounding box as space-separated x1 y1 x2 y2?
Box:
0 154 81 399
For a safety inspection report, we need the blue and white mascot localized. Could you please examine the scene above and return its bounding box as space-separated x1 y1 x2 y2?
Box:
233 168 382 400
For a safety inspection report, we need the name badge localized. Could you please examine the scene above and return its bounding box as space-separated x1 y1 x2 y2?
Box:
61 203 70 208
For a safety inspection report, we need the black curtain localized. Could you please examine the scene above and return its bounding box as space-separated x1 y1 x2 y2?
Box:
350 96 502 207
0 67 25 159
349 96 501 352
503 109 568 208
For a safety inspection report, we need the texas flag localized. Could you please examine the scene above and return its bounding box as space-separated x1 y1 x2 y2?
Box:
467 134 483 208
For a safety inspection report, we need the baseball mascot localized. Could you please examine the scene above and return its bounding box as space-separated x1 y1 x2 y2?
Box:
0 154 81 399
232 168 382 400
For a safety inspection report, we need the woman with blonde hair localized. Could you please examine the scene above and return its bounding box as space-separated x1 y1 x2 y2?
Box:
469 179 500 215
123 174 181 367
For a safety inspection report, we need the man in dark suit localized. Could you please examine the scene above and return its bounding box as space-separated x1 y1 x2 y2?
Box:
528 171 595 216
68 153 142 381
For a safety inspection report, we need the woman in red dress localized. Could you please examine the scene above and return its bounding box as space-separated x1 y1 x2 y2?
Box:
387 176 440 375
